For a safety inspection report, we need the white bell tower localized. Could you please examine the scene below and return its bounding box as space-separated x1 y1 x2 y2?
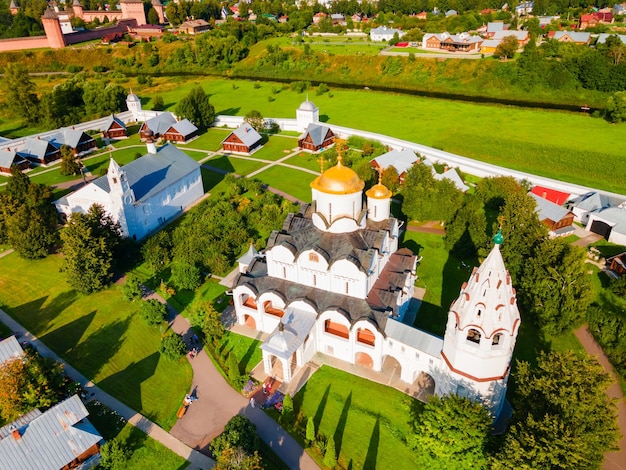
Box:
107 158 137 238
439 230 521 418
296 95 319 131
126 90 142 122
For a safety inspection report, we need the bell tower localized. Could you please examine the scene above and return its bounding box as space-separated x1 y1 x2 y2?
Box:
107 158 137 238
439 230 521 418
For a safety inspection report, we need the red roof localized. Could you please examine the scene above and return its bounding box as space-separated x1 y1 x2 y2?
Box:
531 186 571 205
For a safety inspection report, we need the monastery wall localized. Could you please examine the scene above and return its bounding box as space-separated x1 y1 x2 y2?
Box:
64 19 136 45
80 11 123 23
0 36 49 52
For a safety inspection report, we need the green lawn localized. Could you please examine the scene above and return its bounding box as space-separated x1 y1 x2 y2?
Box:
186 128 231 152
0 253 192 431
86 401 188 470
204 154 267 176
219 331 262 375
144 77 626 194
251 135 299 161
252 166 316 202
294 365 417 469
283 151 325 172
402 231 470 336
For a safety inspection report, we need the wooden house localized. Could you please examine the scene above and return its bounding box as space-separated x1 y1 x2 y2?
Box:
19 137 61 165
0 147 30 174
101 114 127 139
222 123 263 154
161 119 198 142
529 192 575 237
298 123 335 152
607 252 626 276
179 19 210 35
47 128 97 155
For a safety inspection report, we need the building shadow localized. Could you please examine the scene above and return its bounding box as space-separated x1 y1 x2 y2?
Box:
363 416 380 470
334 391 352 456
97 351 161 413
40 310 96 356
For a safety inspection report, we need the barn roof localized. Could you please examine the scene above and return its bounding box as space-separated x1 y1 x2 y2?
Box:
0 336 23 364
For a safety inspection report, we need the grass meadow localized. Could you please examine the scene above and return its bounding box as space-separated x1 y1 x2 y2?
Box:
138 76 626 194
294 365 417 469
0 253 192 431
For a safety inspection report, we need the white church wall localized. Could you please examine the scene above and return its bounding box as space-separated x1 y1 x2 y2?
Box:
330 260 366 298
351 320 383 371
318 310 353 362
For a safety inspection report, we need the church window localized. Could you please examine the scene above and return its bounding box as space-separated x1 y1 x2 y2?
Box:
466 329 481 344
345 282 349 294
309 253 319 263
112 177 117 184
313 274 317 286
374 206 377 218
476 309 481 318
492 333 502 346
357 328 375 346
282 267 287 278
328 203 332 221
325 319 349 339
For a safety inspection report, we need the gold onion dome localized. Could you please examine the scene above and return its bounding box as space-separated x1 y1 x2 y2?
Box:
366 182 392 199
310 157 365 195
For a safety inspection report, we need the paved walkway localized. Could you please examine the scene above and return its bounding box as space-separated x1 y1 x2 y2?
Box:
0 309 212 470
575 326 626 470
147 290 320 470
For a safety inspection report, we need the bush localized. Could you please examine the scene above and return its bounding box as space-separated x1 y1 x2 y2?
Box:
152 95 164 111
137 74 148 85
281 394 294 425
211 415 260 457
140 299 167 325
160 333 186 360
324 435 337 468
227 351 241 386
67 64 83 73
171 262 202 290
306 416 315 443
93 65 108 73
121 274 143 301
316 83 329 95
99 437 128 469
253 82 261 89
290 80 310 93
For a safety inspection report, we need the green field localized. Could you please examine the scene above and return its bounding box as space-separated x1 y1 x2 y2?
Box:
252 165 317 202
294 365 417 469
0 253 192 431
141 77 626 194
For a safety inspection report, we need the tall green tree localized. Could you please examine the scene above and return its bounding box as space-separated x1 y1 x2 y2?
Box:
444 193 489 259
59 145 82 176
2 63 39 123
410 395 491 469
494 35 519 60
244 109 265 132
494 351 619 470
324 435 337 469
175 86 215 132
211 415 260 458
498 190 547 283
520 238 594 335
475 176 521 211
61 204 122 294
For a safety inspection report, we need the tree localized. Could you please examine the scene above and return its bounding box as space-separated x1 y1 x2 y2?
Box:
61 204 122 294
152 95 165 111
175 86 216 132
189 300 224 342
498 190 547 283
244 110 265 132
602 34 626 65
410 395 491 469
306 416 316 443
140 298 167 325
147 7 160 25
141 230 172 272
2 168 58 259
475 176 521 210
519 238 594 336
494 35 519 60
401 162 437 221
228 351 242 386
444 194 489 259
59 145 82 176
211 415 260 457
215 448 263 470
0 351 65 422
281 394 294 424
2 63 39 123
605 91 626 123
381 165 400 193
324 435 337 469
494 351 619 470
160 333 187 359
171 261 202 290
121 274 143 302
99 437 129 469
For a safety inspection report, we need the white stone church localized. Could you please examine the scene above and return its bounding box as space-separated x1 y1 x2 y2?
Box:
232 150 520 418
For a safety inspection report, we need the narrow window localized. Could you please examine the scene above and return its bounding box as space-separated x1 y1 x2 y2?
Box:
492 333 502 346
374 205 377 218
345 282 349 294
313 274 317 286
466 329 481 344
282 267 286 278
309 252 319 263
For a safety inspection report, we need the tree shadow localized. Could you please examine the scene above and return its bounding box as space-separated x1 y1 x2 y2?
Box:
363 416 380 470
216 107 241 115
41 310 96 356
68 315 132 380
97 351 161 413
319 114 330 122
313 384 331 431
334 391 351 456
239 338 260 372
12 290 80 335
401 238 422 257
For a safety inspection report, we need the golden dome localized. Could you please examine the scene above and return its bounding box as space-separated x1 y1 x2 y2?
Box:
366 183 392 199
310 158 365 195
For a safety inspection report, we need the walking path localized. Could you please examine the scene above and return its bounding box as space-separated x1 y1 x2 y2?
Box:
0 309 213 470
575 326 626 470
146 289 320 470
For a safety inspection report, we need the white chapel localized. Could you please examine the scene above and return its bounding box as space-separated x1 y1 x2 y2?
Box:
232 147 520 418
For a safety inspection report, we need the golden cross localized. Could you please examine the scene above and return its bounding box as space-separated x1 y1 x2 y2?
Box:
335 138 347 163
497 215 507 230
375 166 384 184
317 155 326 174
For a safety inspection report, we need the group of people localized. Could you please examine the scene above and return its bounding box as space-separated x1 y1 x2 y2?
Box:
250 380 274 409
183 393 198 406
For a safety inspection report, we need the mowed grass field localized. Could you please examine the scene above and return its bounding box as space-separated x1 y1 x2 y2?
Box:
0 253 192 431
294 365 417 469
139 77 626 194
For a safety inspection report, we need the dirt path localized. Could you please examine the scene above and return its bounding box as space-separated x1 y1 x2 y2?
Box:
575 326 626 470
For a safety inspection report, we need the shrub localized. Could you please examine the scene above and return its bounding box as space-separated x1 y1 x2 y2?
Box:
93 65 108 73
281 394 294 425
316 83 329 95
137 74 148 85
306 416 315 443
160 333 186 359
99 438 128 469
121 274 143 301
67 64 83 73
152 95 164 111
267 95 275 102
227 351 241 386
211 415 260 457
290 80 310 93
140 299 167 325
253 82 261 89
171 262 202 290
324 435 337 469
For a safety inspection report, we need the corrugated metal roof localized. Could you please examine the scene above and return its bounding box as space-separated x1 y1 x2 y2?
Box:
0 336 24 364
300 123 330 147
145 113 177 135
529 192 570 223
228 123 262 147
170 118 198 138
0 395 103 470
100 115 126 132
371 149 418 175
385 319 443 358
